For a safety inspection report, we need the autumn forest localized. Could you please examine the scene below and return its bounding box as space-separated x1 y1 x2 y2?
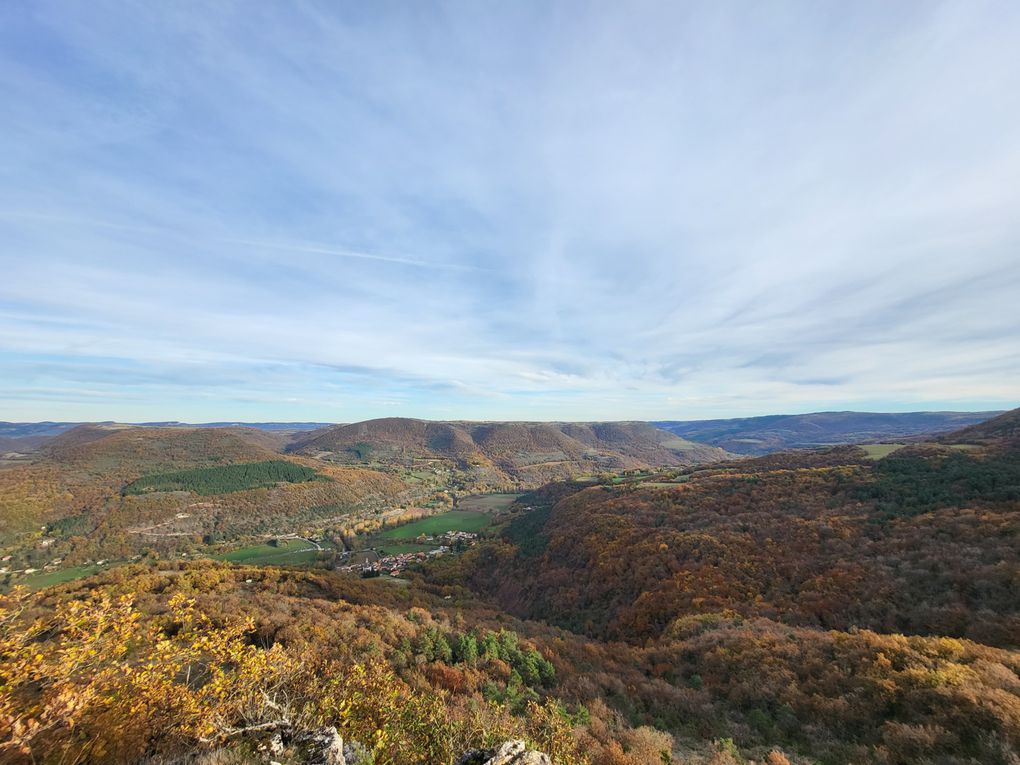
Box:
0 409 1017 764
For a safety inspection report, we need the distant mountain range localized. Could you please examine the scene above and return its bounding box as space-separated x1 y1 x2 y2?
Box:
3 411 1009 460
654 410 1005 455
138 421 334 431
0 421 331 454
0 422 83 452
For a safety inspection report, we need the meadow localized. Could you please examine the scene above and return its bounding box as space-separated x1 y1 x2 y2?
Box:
858 442 978 459
377 510 490 539
859 443 906 459
214 537 323 565
456 492 523 512
23 563 103 590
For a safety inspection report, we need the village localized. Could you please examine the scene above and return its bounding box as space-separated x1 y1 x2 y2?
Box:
3 494 515 590
338 529 480 578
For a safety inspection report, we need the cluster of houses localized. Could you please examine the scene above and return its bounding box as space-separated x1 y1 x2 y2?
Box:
338 530 480 578
0 550 65 577
357 546 449 577
423 530 479 545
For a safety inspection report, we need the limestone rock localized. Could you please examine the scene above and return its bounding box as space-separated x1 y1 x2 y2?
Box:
298 726 345 765
455 740 552 765
268 732 285 756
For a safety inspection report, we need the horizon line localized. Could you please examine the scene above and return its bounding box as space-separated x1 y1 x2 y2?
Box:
1 406 1011 427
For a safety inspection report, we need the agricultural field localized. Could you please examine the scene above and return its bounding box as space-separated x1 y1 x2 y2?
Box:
377 509 490 540
22 563 103 590
214 538 323 566
859 443 906 459
456 492 523 513
861 443 979 460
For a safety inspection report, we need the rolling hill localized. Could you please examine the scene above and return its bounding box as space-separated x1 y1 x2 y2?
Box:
42 423 284 468
0 421 331 456
3 413 1019 764
938 406 1020 447
655 410 1004 454
0 421 81 454
0 424 412 563
290 417 732 487
428 411 1020 761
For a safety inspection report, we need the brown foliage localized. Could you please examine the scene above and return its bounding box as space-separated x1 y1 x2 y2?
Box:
468 459 1020 646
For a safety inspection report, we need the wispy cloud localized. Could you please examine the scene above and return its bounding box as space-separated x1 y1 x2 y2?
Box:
222 238 489 272
1 0 1018 421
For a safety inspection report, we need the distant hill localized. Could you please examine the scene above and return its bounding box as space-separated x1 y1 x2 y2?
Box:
938 406 1020 448
0 424 411 552
0 421 333 454
43 424 283 468
291 417 732 487
0 422 83 454
654 410 1004 455
0 422 82 439
467 437 1020 649
140 421 334 431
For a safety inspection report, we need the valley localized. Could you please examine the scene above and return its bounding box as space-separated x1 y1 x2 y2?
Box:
7 4 1019 762
0 418 728 589
2 409 1019 764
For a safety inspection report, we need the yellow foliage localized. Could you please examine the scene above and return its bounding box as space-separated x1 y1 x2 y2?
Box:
0 584 590 765
0 587 298 762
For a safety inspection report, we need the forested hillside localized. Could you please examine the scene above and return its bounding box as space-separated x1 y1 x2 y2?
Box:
8 554 1020 765
1 415 1018 763
0 421 327 455
292 417 731 488
938 407 1020 446
459 447 1020 645
0 426 412 573
42 423 282 467
0 422 79 453
0 562 686 765
425 413 1020 762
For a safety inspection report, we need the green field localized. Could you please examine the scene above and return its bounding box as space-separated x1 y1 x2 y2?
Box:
457 493 523 512
378 510 491 540
123 460 321 496
215 538 322 565
23 564 103 590
861 442 979 460
860 443 907 459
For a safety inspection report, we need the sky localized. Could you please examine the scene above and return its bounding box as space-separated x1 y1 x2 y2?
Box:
1 1 1019 423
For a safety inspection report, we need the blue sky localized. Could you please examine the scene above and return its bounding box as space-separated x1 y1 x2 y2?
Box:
2 1 1019 422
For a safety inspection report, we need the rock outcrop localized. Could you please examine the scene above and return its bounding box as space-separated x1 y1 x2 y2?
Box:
455 739 553 765
263 725 355 765
259 729 551 765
